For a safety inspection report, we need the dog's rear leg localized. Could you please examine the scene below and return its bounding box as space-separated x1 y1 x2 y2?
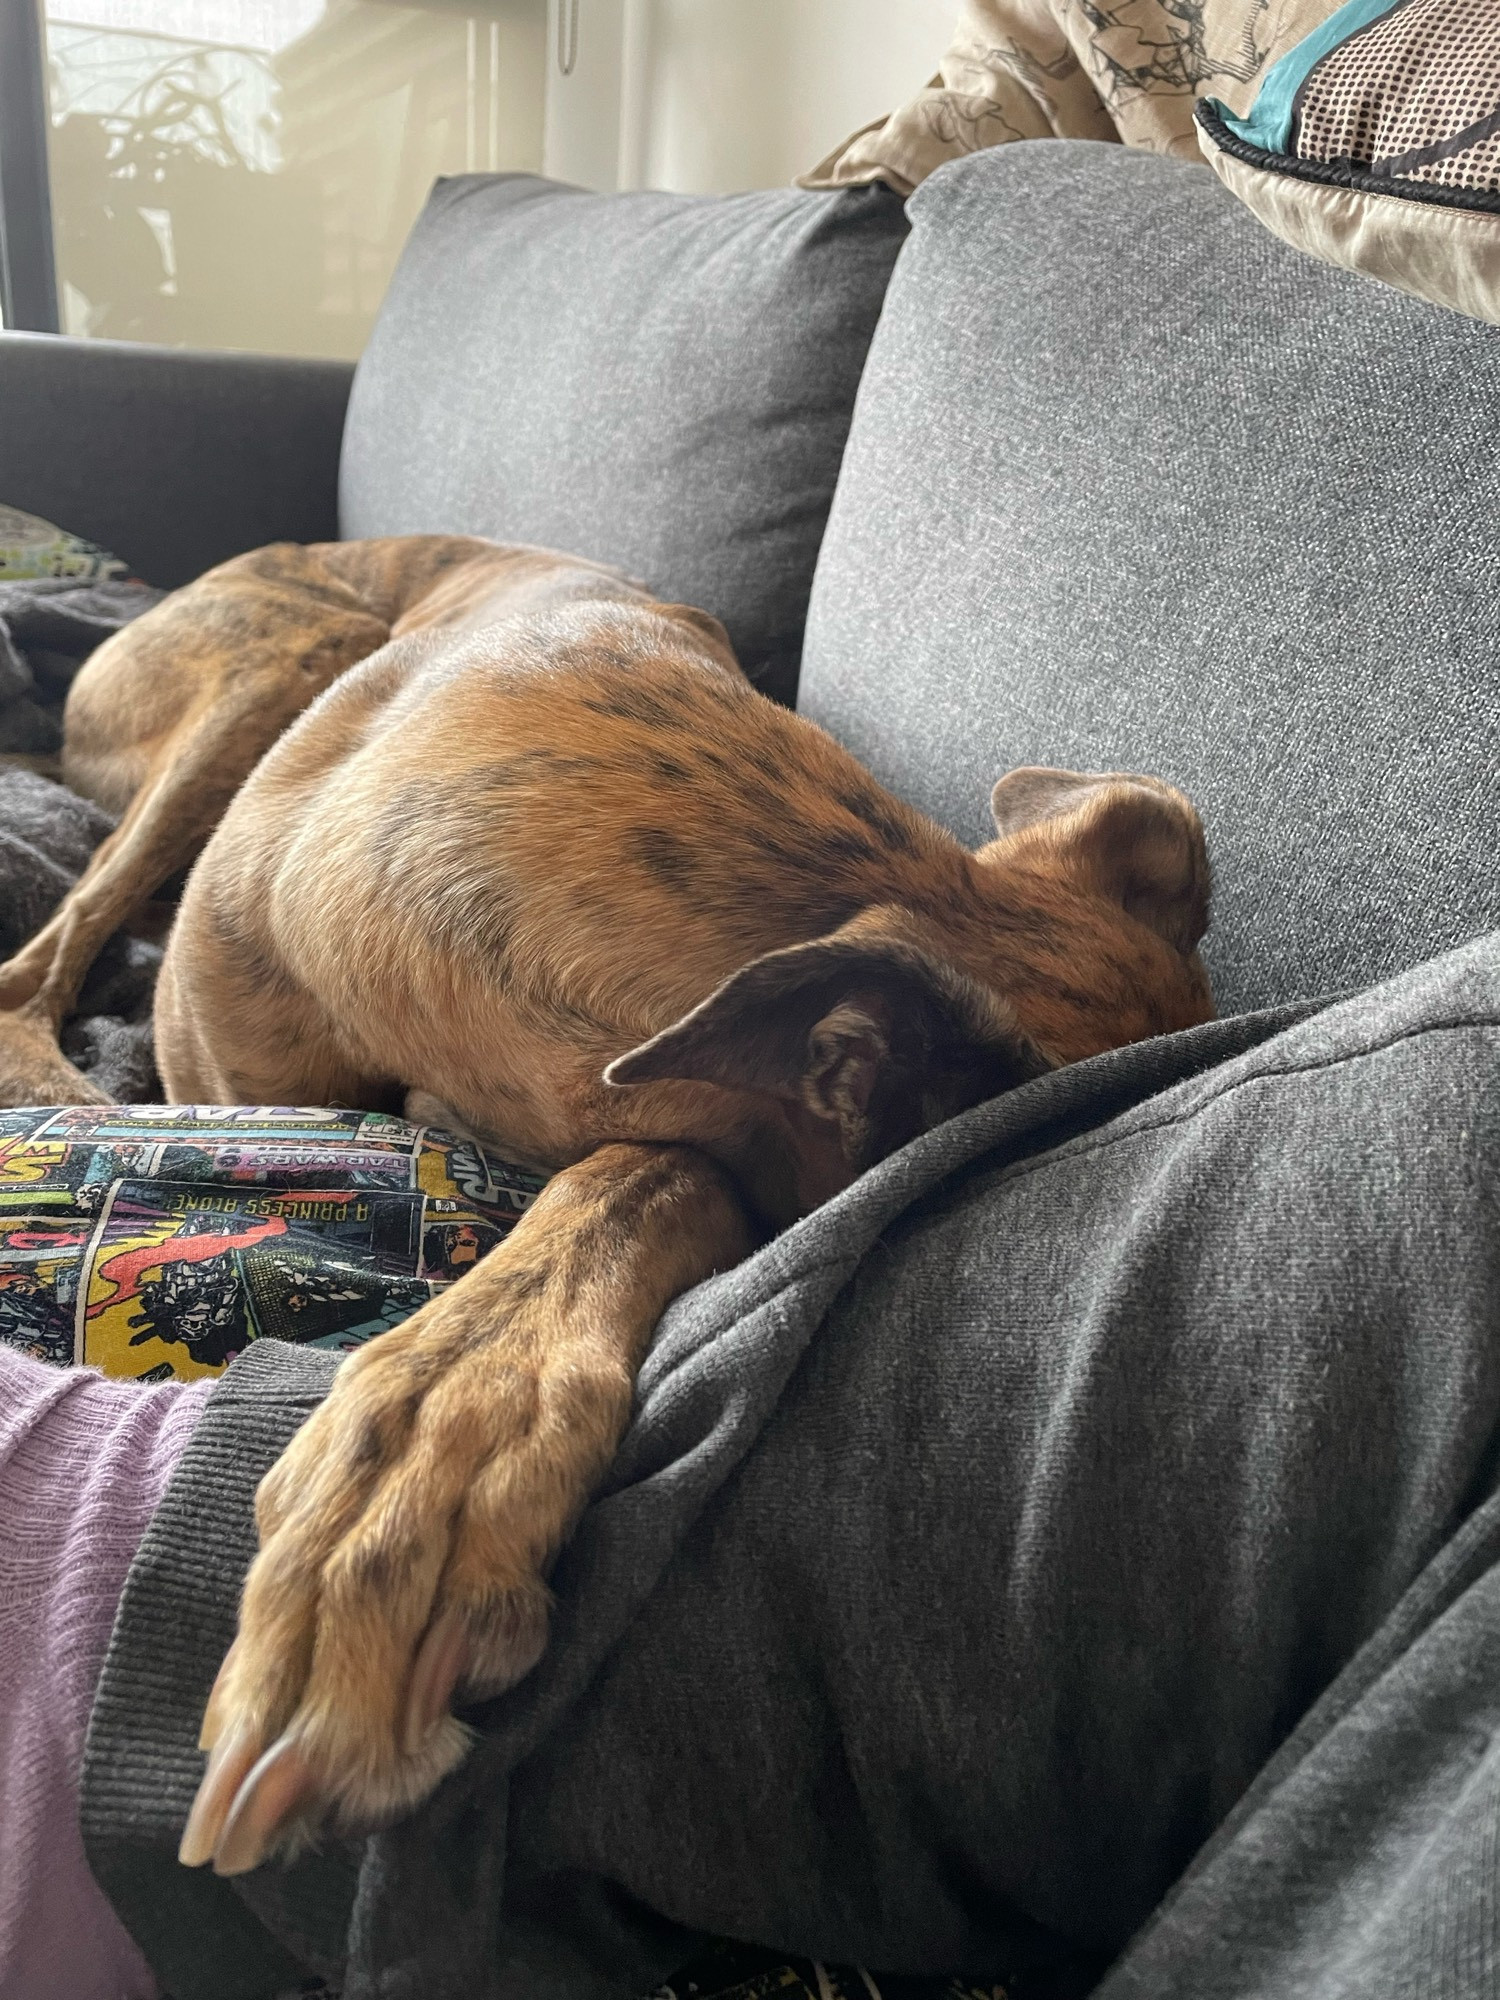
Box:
0 716 273 1104
178 1141 756 1873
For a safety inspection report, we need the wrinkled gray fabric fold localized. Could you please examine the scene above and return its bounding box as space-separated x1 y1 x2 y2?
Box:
85 937 1500 1999
83 1343 351 1996
1094 1478 1500 2000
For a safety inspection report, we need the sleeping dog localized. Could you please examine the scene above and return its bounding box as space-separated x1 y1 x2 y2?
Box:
0 535 1214 1874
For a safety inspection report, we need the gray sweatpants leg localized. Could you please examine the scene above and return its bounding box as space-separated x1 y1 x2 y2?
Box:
87 931 1500 2000
499 931 1500 1996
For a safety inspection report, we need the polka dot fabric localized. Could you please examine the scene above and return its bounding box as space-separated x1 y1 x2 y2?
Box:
1292 0 1500 192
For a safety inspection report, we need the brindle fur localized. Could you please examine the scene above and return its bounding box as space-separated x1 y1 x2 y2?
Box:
0 535 1214 1875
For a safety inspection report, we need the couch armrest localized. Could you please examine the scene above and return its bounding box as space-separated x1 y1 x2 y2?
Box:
0 334 354 588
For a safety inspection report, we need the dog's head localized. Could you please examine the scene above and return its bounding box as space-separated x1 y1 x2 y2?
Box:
605 766 1212 1215
971 764 1213 1064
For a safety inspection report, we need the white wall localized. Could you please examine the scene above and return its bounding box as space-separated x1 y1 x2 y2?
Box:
544 0 956 194
542 0 629 192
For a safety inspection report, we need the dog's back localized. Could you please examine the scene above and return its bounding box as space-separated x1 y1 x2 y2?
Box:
156 547 1212 1227
61 537 635 812
155 579 950 1151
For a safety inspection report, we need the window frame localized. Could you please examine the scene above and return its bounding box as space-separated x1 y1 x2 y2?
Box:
0 0 60 330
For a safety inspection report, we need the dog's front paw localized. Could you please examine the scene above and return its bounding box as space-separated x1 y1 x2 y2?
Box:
178 1270 631 1875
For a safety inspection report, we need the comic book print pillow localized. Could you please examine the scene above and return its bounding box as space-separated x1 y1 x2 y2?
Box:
0 1105 548 1382
1197 0 1500 325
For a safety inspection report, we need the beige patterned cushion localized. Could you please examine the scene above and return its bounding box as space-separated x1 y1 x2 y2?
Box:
1290 0 1500 187
798 0 1340 194
803 0 1500 326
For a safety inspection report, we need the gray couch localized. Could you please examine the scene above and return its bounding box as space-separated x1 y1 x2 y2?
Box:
6 141 1500 2000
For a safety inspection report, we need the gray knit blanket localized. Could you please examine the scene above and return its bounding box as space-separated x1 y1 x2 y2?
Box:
0 575 161 758
0 578 165 1101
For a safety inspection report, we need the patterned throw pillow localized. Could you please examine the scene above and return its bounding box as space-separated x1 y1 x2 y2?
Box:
1196 0 1500 323
798 1 1343 195
0 503 126 582
0 1105 547 1380
802 0 1500 327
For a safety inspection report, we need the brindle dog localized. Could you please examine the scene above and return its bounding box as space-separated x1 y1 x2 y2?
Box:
0 535 1214 1876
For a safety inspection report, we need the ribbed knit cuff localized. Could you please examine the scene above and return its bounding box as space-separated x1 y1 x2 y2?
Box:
80 1338 355 2000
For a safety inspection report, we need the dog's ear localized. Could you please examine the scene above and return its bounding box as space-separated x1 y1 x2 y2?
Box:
605 935 1044 1163
658 603 737 666
988 766 1210 956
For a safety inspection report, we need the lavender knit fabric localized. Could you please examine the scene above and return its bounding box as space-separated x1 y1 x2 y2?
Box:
0 1344 211 1999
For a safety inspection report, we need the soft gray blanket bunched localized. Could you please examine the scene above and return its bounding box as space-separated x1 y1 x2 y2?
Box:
83 927 1500 2000
0 576 160 756
0 768 160 1101
0 578 163 1101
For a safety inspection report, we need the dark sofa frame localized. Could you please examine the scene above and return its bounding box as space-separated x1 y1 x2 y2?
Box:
0 333 352 588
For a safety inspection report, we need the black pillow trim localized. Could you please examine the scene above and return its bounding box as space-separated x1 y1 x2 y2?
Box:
1195 99 1500 217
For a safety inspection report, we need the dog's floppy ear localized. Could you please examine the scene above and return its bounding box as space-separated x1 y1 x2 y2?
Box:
605 934 1044 1164
658 603 737 667
988 766 1210 956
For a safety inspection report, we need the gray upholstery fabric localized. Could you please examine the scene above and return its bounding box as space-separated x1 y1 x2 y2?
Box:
797 142 1500 1017
0 332 351 589
86 930 1500 1998
339 175 907 702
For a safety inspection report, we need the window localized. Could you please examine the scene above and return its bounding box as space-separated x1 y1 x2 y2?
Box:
2 0 959 352
4 0 547 356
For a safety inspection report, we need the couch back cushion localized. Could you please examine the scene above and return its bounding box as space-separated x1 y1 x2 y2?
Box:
797 141 1500 1016
340 174 906 703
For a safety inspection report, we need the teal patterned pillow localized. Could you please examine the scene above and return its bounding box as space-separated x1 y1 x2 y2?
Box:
1197 0 1500 326
0 504 126 582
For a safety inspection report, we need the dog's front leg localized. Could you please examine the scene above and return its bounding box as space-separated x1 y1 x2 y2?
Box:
178 1141 754 1876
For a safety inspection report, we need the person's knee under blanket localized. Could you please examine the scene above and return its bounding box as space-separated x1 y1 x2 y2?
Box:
2 928 1495 2000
